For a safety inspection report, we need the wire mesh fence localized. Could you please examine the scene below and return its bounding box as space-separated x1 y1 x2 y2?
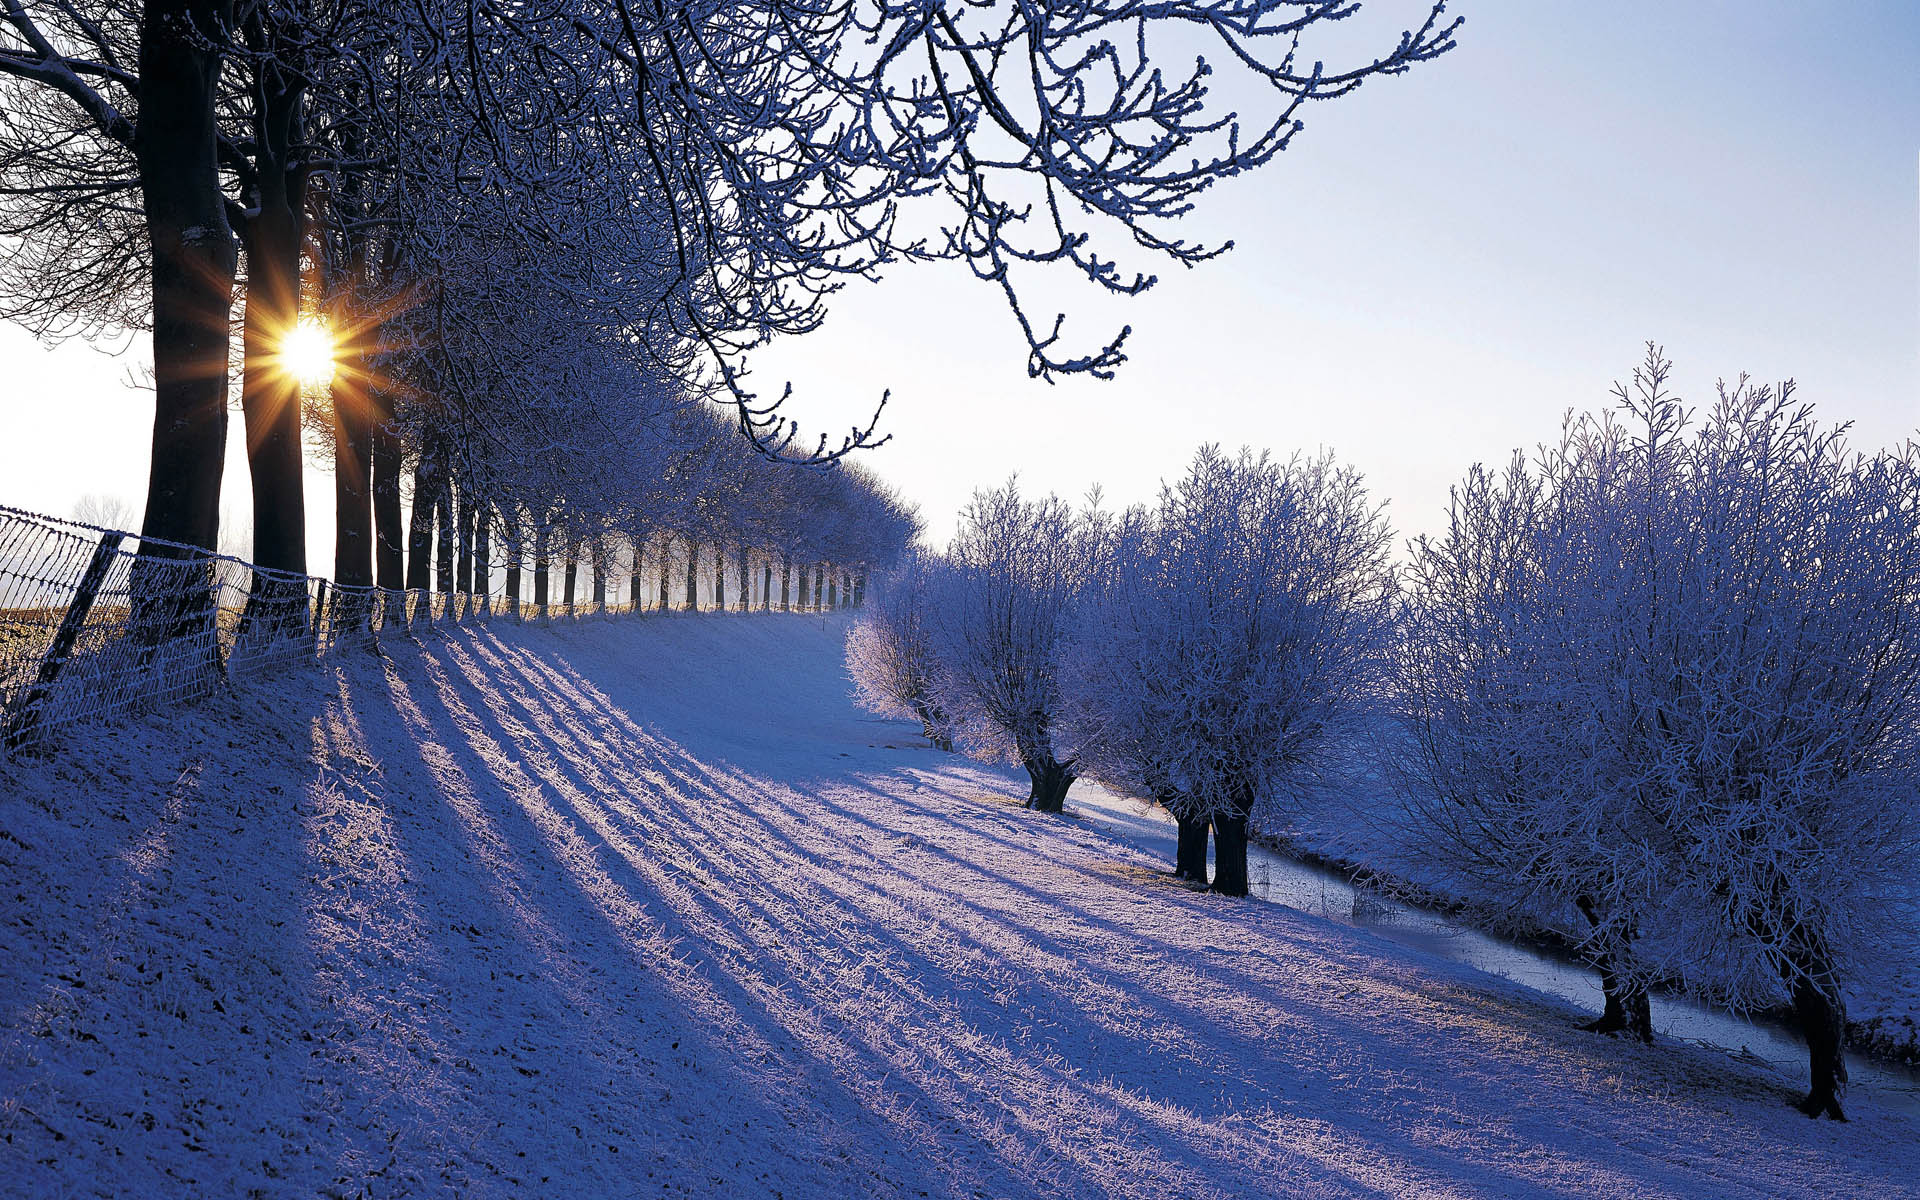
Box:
0 503 864 758
0 504 498 756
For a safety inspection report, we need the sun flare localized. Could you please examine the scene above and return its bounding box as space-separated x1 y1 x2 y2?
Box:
279 319 336 389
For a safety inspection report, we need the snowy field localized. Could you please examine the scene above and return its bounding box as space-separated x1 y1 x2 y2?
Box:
3 613 1917 1198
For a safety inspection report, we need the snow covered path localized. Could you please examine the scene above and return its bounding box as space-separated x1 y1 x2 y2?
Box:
3 613 1915 1198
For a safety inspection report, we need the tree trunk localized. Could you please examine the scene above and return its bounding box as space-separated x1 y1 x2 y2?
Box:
329 250 373 634
330 351 373 595
434 487 454 598
1575 898 1654 1043
533 518 550 612
1175 812 1211 884
405 453 436 592
236 54 306 597
369 386 404 591
135 0 237 566
456 482 475 596
504 513 522 619
782 559 792 610
592 538 608 608
911 700 953 751
657 536 670 611
713 544 726 610
1210 813 1250 896
641 529 656 614
1023 756 1074 813
762 564 772 610
828 572 838 610
563 548 578 611
737 547 751 611
472 502 490 617
1581 952 1654 1042
683 539 699 610
1788 945 1849 1120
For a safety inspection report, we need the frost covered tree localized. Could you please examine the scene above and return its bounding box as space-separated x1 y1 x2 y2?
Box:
926 481 1103 812
1065 505 1217 880
847 550 954 750
1397 347 1920 1119
70 493 136 532
1071 447 1394 895
1396 437 1662 1042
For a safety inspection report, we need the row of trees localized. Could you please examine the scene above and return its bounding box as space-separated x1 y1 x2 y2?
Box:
850 351 1920 1121
1 0 1457 627
849 449 1393 895
378 403 919 620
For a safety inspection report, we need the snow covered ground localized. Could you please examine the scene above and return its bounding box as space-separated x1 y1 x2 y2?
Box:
3 612 1916 1198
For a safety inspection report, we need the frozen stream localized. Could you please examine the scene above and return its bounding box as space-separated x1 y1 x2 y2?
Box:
1071 788 1920 1119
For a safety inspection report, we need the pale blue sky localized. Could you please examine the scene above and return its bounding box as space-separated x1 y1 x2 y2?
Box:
3 0 1916 555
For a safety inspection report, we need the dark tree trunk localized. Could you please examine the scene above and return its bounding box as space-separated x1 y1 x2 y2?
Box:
563 550 578 611
814 564 825 610
828 573 838 610
1210 813 1251 896
369 385 404 591
330 344 373 591
504 517 522 620
738 547 751 610
713 543 726 610
1023 756 1075 813
1175 812 1211 884
658 536 670 610
684 539 699 610
405 445 443 594
1581 954 1654 1042
762 564 772 610
910 700 953 751
592 540 608 608
641 533 656 614
456 482 475 596
135 0 237 566
533 519 550 612
434 490 454 598
236 49 307 593
1575 898 1654 1043
472 502 490 617
1787 946 1849 1120
1209 778 1259 896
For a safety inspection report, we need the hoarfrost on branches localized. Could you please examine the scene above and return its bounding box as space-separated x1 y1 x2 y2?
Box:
1070 445 1394 894
1394 345 1920 1120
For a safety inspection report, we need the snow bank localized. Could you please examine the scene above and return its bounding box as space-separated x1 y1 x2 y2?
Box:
3 612 1915 1197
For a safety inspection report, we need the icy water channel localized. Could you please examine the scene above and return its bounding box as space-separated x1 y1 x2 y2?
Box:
1072 794 1920 1119
1235 841 1920 1118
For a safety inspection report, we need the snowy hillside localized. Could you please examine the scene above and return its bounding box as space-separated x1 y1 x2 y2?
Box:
3 613 1916 1198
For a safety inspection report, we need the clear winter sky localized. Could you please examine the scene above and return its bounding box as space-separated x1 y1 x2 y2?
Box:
2 0 1917 556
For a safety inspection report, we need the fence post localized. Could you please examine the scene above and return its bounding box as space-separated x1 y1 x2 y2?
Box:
3 531 125 754
310 578 330 653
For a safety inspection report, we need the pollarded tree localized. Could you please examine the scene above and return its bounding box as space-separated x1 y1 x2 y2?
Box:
1612 358 1920 1120
847 549 954 750
926 480 1103 812
1064 505 1219 880
1071 447 1394 895
1395 432 1662 1043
